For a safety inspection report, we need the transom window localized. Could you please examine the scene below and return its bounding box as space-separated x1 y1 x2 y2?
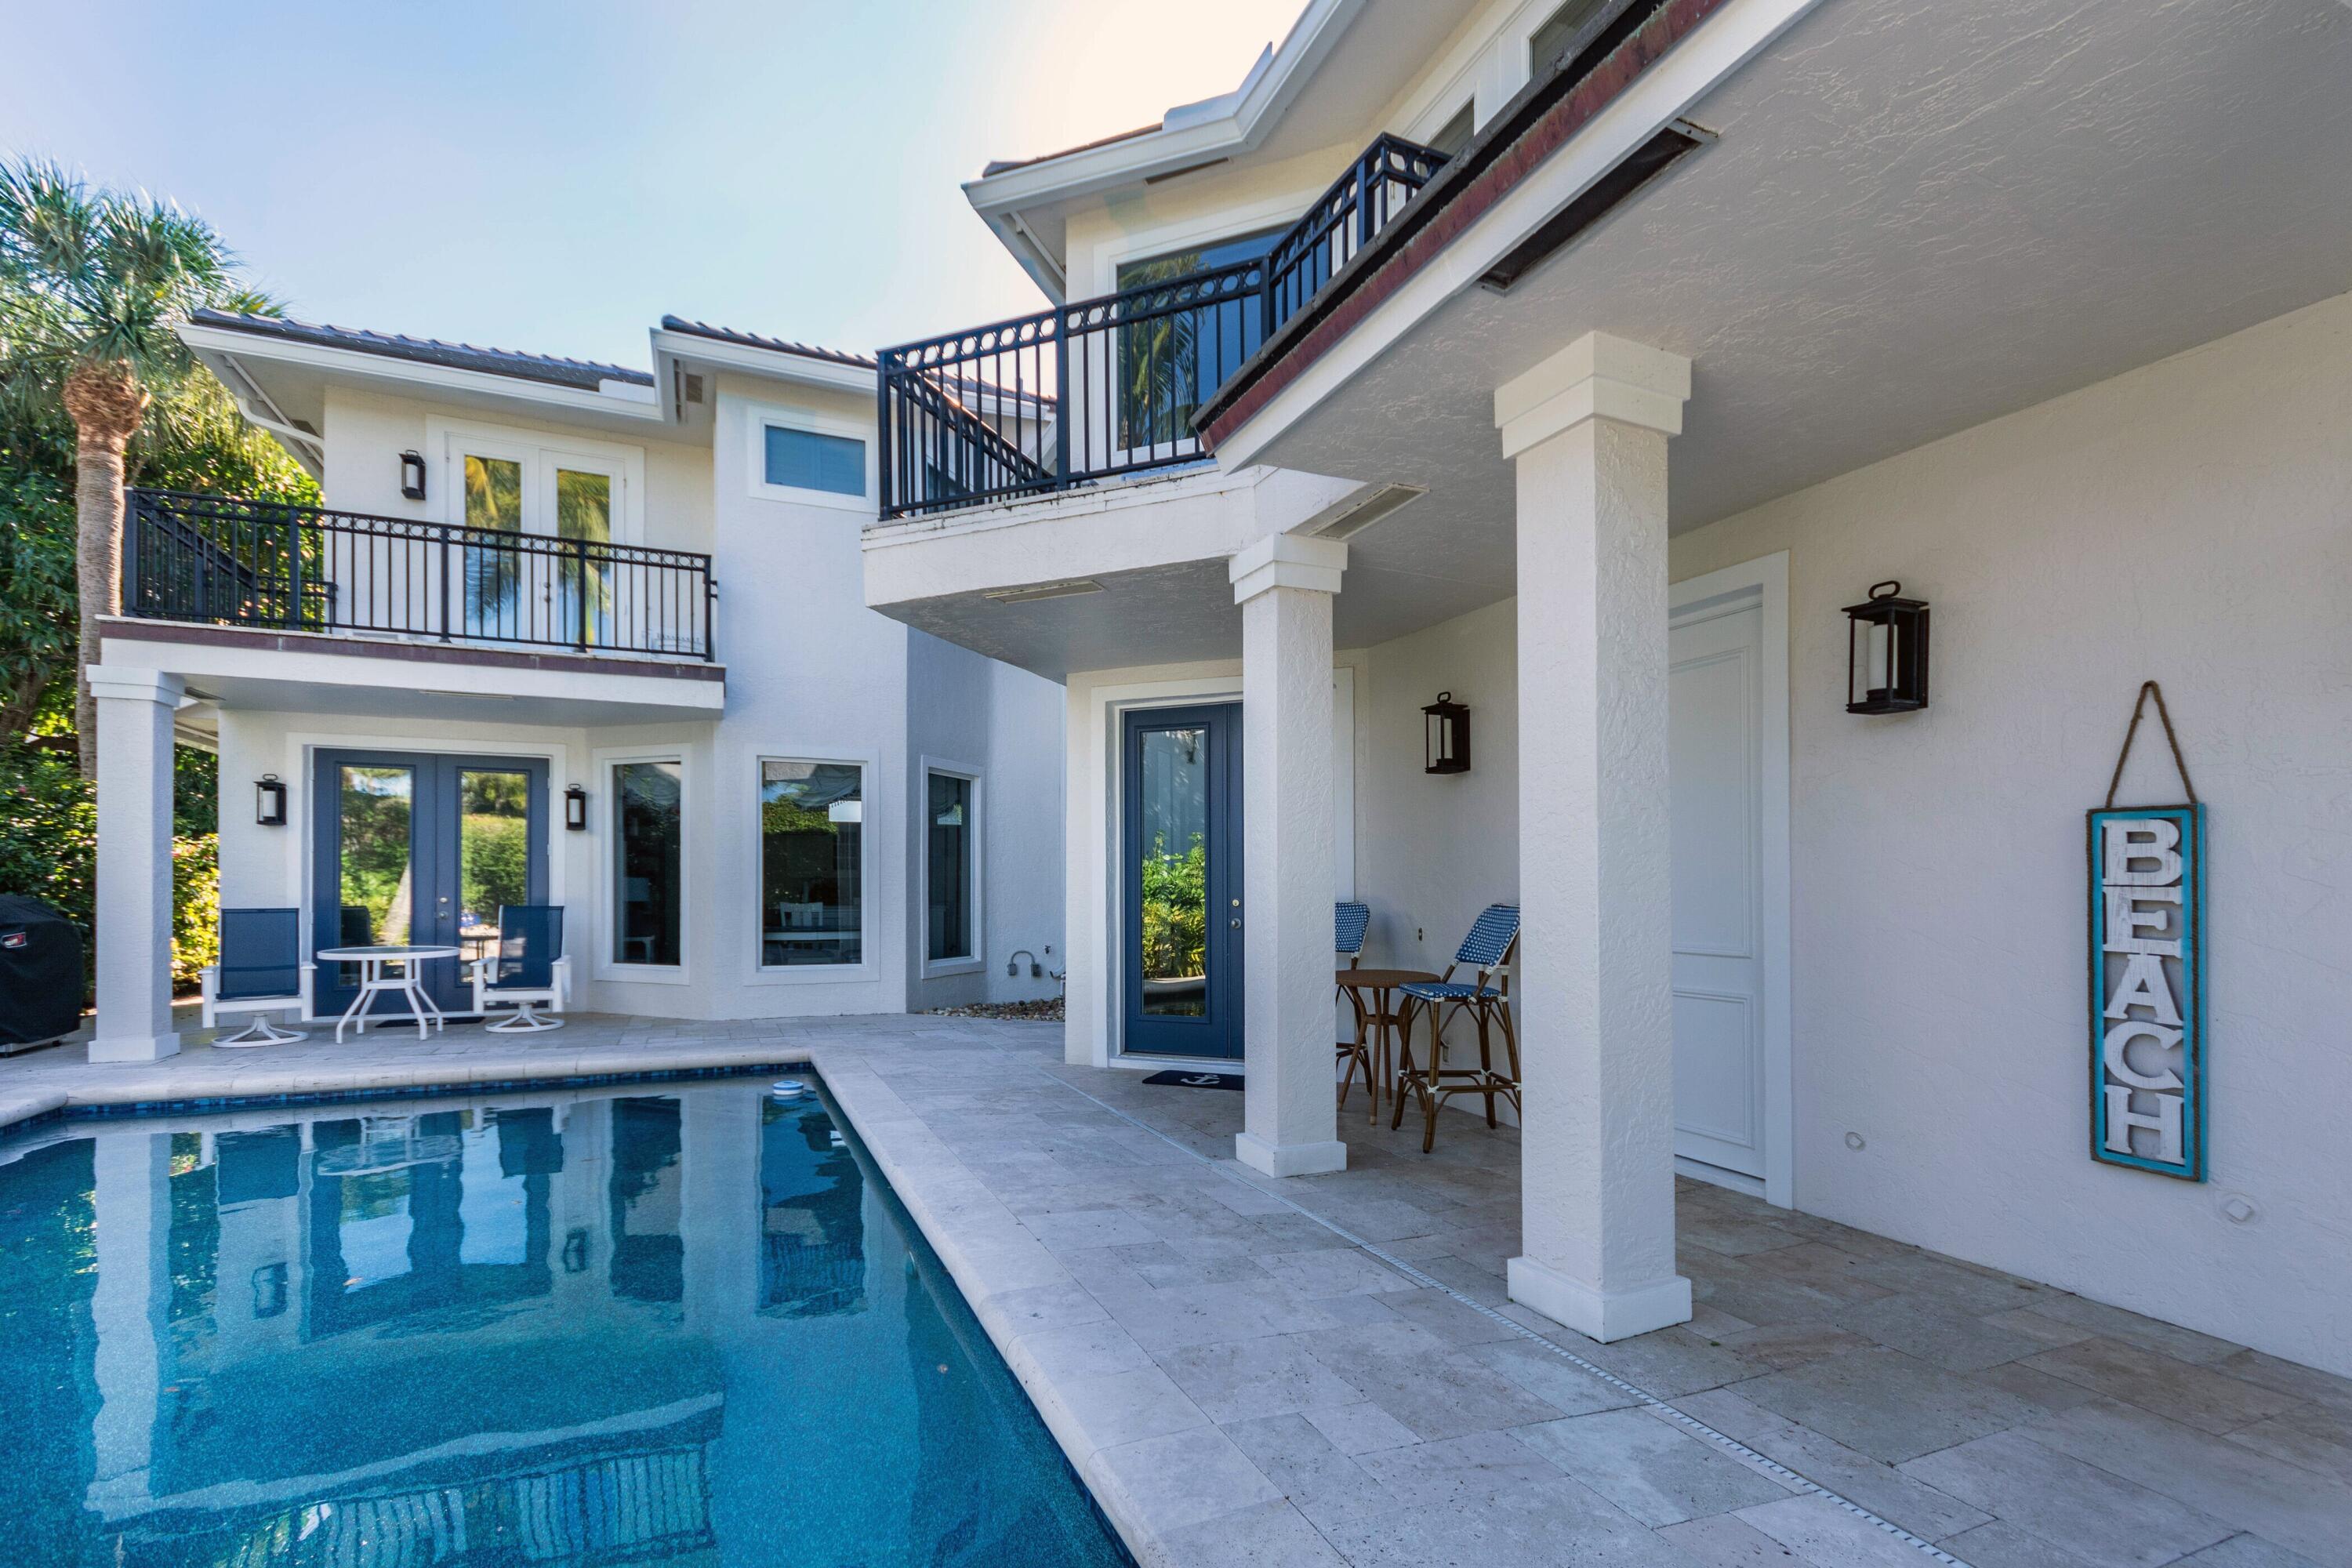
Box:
764 425 865 497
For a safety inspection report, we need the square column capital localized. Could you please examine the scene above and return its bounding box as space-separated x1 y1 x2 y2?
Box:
1229 532 1348 604
86 666 186 706
1495 332 1691 459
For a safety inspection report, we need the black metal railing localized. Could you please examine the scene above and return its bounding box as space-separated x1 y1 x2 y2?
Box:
126 488 717 660
877 132 1448 521
1261 133 1450 331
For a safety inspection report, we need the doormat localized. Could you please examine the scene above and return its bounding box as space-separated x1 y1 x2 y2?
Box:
1142 1070 1245 1091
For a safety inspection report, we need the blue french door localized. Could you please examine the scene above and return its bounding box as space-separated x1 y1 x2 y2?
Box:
1123 704 1243 1059
311 753 549 1016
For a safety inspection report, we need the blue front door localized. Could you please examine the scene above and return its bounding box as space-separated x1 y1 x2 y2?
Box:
311 752 548 1016
1123 704 1243 1059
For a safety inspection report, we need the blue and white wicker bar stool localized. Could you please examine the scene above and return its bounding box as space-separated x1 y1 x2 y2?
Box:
1334 901 1372 1105
1392 903 1520 1152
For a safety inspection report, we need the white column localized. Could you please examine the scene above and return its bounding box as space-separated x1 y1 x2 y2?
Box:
1497 333 1692 1341
1230 534 1348 1178
90 666 184 1063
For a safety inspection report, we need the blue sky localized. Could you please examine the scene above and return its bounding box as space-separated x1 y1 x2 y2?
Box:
0 0 1291 368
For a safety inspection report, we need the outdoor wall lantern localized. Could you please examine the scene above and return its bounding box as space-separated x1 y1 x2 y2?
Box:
1424 692 1472 775
399 449 427 501
254 774 287 827
1843 580 1931 714
564 785 590 832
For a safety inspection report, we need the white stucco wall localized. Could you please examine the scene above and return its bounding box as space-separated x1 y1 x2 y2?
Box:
320 387 713 554
1662 289 2352 1375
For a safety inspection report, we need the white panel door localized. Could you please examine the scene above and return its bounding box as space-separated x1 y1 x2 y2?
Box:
1668 602 1766 1180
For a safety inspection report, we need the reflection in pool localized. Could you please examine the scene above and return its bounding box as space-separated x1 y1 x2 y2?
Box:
0 1078 1130 1567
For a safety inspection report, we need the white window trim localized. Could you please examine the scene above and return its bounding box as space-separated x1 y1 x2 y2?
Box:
745 400 876 513
595 746 691 985
425 416 647 544
920 756 985 978
750 750 877 982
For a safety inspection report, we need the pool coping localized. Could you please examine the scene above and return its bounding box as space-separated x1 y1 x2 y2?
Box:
0 1040 1209 1568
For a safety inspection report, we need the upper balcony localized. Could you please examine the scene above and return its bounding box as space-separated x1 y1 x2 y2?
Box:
877 133 1449 523
125 487 717 662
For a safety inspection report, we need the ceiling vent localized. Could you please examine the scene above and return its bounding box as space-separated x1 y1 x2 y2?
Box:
1305 482 1428 541
1479 119 1715 294
684 373 706 404
983 578 1105 604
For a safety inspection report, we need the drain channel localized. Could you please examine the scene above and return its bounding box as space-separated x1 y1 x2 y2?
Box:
1036 1067 1971 1568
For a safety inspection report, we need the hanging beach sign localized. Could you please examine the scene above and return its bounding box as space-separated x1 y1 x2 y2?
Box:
2087 682 2205 1181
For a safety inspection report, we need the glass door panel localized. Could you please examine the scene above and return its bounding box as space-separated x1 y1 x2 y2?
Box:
463 453 526 641
615 760 682 967
325 763 417 1006
1136 728 1209 1017
1123 704 1242 1058
554 466 613 648
456 768 532 971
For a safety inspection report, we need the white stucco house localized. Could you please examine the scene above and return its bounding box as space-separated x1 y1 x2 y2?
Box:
82 0 2352 1390
86 312 1065 1041
856 0 2352 1381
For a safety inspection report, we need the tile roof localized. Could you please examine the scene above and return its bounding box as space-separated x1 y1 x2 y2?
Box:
187 308 655 390
658 315 877 370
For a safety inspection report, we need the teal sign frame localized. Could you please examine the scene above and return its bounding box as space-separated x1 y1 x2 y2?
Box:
2086 803 2205 1181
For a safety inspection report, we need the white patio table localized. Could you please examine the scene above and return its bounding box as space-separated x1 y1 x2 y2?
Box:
315 946 462 1044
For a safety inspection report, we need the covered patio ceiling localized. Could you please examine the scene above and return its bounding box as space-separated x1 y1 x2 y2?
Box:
872 0 2352 679
1224 0 2352 619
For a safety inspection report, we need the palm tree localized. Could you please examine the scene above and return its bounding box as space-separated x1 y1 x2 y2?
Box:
0 160 239 775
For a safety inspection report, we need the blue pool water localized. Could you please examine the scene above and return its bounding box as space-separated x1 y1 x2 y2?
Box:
0 1076 1131 1567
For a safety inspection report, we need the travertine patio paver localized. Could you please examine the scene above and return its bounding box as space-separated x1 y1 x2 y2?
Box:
7 1010 2347 1568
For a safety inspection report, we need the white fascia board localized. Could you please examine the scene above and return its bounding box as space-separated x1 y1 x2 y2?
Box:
175 322 673 428
960 0 1365 289
649 329 876 396
1214 0 1825 472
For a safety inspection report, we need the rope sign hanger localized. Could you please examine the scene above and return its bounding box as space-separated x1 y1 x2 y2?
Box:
2103 680 2198 810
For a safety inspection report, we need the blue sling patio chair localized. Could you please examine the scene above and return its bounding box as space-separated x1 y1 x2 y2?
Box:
1334 901 1373 1106
1392 903 1520 1152
470 906 568 1033
201 908 314 1047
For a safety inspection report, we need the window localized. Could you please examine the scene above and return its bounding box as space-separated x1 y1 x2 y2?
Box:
1530 0 1610 78
926 771 975 965
1112 228 1283 451
764 424 866 497
760 760 863 967
613 760 682 967
1427 101 1476 158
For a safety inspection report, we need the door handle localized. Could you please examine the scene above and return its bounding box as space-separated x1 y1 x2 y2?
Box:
1230 917 1241 931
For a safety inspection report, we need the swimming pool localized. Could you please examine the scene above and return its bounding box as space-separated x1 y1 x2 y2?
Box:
0 1075 1132 1567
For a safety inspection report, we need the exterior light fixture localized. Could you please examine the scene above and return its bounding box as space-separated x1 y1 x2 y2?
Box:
1844 580 1930 713
399 449 427 501
564 784 589 831
255 774 288 826
1423 692 1471 775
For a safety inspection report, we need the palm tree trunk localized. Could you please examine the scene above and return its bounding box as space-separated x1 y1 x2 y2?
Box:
62 362 148 779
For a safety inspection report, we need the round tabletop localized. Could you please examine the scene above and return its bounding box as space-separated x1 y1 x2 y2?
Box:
315 946 463 961
1336 967 1439 989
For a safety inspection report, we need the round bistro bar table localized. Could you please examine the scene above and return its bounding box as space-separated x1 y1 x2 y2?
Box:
1335 967 1438 1124
314 946 463 1044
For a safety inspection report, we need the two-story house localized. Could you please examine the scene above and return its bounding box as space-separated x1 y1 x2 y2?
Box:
87 310 1064 1047
858 0 2352 1384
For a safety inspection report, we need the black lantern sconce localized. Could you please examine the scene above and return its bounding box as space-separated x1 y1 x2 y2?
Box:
564 784 589 832
255 774 288 826
398 448 427 501
1423 691 1472 775
1843 580 1930 714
